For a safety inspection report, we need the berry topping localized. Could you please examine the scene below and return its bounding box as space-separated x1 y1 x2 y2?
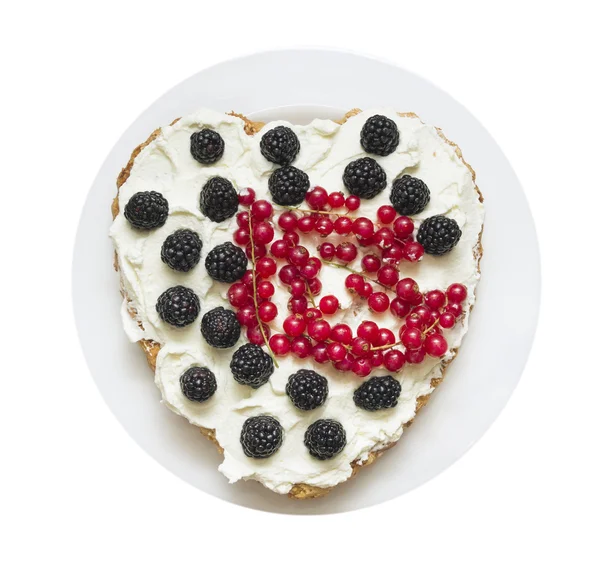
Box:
390 175 431 215
269 334 291 356
156 286 200 327
200 306 241 348
190 129 225 164
205 242 248 283
240 415 283 459
306 186 329 210
238 187 256 206
343 157 387 199
260 126 300 165
180 367 217 402
424 333 449 357
417 215 462 256
286 369 329 411
251 199 273 220
268 166 310 206
447 283 468 303
360 114 400 156
304 419 347 460
230 343 274 388
161 229 203 272
353 375 401 411
199 177 239 223
124 191 168 229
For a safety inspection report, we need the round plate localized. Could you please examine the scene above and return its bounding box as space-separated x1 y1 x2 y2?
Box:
72 49 540 514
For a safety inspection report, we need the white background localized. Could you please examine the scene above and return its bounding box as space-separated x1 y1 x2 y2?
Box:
1 1 598 559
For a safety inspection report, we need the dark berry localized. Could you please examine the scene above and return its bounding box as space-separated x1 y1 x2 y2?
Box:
260 126 300 165
286 369 328 411
190 129 224 164
240 415 283 458
161 229 202 272
304 419 346 460
230 343 274 388
124 191 168 229
156 286 200 327
199 177 238 223
353 375 401 411
205 242 248 283
360 115 400 156
200 306 241 348
180 367 217 402
417 215 462 256
390 175 431 215
268 166 310 206
343 157 387 199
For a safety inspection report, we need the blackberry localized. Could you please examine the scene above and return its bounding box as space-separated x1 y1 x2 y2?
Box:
190 129 224 164
156 286 200 327
230 343 274 388
417 215 462 256
342 157 387 199
240 415 283 459
124 191 168 229
304 419 346 460
199 177 238 223
205 242 248 283
268 166 310 206
201 306 241 348
180 367 217 402
260 126 300 165
286 370 328 411
161 229 202 272
390 175 431 215
353 375 401 411
360 115 400 156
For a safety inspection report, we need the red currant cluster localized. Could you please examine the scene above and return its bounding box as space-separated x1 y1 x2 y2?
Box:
228 185 468 376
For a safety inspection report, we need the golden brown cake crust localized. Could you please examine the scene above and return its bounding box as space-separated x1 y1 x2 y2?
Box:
112 109 483 500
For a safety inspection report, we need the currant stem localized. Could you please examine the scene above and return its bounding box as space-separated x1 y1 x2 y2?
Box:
305 280 317 307
248 217 279 367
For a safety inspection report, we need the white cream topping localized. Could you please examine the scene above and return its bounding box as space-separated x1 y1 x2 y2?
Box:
110 108 484 494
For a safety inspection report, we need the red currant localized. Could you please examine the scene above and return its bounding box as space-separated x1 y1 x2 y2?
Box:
352 357 372 377
334 356 354 372
328 192 345 208
318 242 336 260
227 283 249 308
403 241 425 262
345 273 364 293
247 324 268 345
287 245 309 267
278 211 298 232
445 302 464 317
382 243 404 265
361 254 381 273
406 347 426 364
376 328 396 347
357 282 374 299
373 227 395 248
253 221 274 245
236 211 250 228
246 242 266 259
283 314 306 337
396 277 421 303
400 327 423 350
377 264 400 286
424 333 448 357
327 342 347 362
251 199 273 220
312 342 330 364
256 256 276 278
289 295 308 314
258 301 278 322
439 312 456 329
289 278 307 297
300 263 319 279
307 319 331 342
319 295 339 315
369 350 384 367
291 336 312 358
269 334 291 356
393 216 414 239
306 186 328 210
233 228 250 245
257 280 275 299
368 292 390 313
304 308 323 323
345 195 361 211
357 321 380 344
383 350 406 372
283 231 299 247
390 297 411 318
237 304 258 327
297 215 315 233
270 239 289 259
412 305 433 326
405 313 424 330
241 270 255 288
315 216 334 236
238 187 256 206
279 264 300 285
307 277 322 296
377 205 397 224
357 235 375 247
334 216 353 235
331 323 353 344
424 289 446 310
447 283 468 303
336 242 358 262
352 217 375 238
306 256 322 272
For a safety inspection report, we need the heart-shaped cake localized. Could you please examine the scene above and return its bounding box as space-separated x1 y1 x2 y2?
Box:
110 108 484 498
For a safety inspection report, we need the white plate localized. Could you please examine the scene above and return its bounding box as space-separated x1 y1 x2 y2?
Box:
72 49 540 514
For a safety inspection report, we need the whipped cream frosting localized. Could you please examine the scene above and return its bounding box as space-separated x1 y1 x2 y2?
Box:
110 108 484 494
